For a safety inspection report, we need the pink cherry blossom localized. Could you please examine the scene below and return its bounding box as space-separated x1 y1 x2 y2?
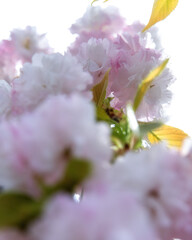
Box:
109 57 173 120
10 26 51 63
70 6 125 36
29 192 157 240
76 38 116 88
120 22 161 50
108 33 173 120
69 10 174 120
70 6 125 54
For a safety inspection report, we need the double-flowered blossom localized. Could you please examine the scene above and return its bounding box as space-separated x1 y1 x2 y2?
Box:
107 144 192 239
76 38 115 87
69 6 125 55
108 43 173 120
70 6 125 52
107 21 173 120
11 52 93 114
0 94 111 195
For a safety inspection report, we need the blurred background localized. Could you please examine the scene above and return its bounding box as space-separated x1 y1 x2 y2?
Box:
0 0 191 135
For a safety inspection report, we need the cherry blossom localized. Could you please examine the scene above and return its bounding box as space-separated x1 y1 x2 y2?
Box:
10 26 51 63
108 144 192 239
29 192 157 240
11 52 93 114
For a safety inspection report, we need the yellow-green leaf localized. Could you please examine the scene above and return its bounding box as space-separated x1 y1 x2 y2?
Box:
91 0 98 4
92 69 110 107
142 0 179 32
91 0 109 5
133 59 169 112
148 125 188 148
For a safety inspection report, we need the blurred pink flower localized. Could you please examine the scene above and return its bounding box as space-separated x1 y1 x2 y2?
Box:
108 144 192 239
10 26 51 63
0 40 17 82
30 192 157 240
0 80 12 118
0 94 111 195
70 6 125 36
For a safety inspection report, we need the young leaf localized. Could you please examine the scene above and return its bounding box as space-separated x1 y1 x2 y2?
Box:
148 124 188 148
0 192 41 228
92 69 110 107
142 0 179 32
133 59 169 111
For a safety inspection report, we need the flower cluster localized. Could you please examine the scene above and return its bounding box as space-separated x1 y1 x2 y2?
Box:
70 6 173 120
0 3 190 240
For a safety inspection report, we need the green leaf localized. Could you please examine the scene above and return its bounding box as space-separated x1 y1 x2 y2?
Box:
96 107 111 122
0 192 41 228
139 121 163 136
92 69 110 107
60 159 92 193
133 59 169 112
142 0 179 32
